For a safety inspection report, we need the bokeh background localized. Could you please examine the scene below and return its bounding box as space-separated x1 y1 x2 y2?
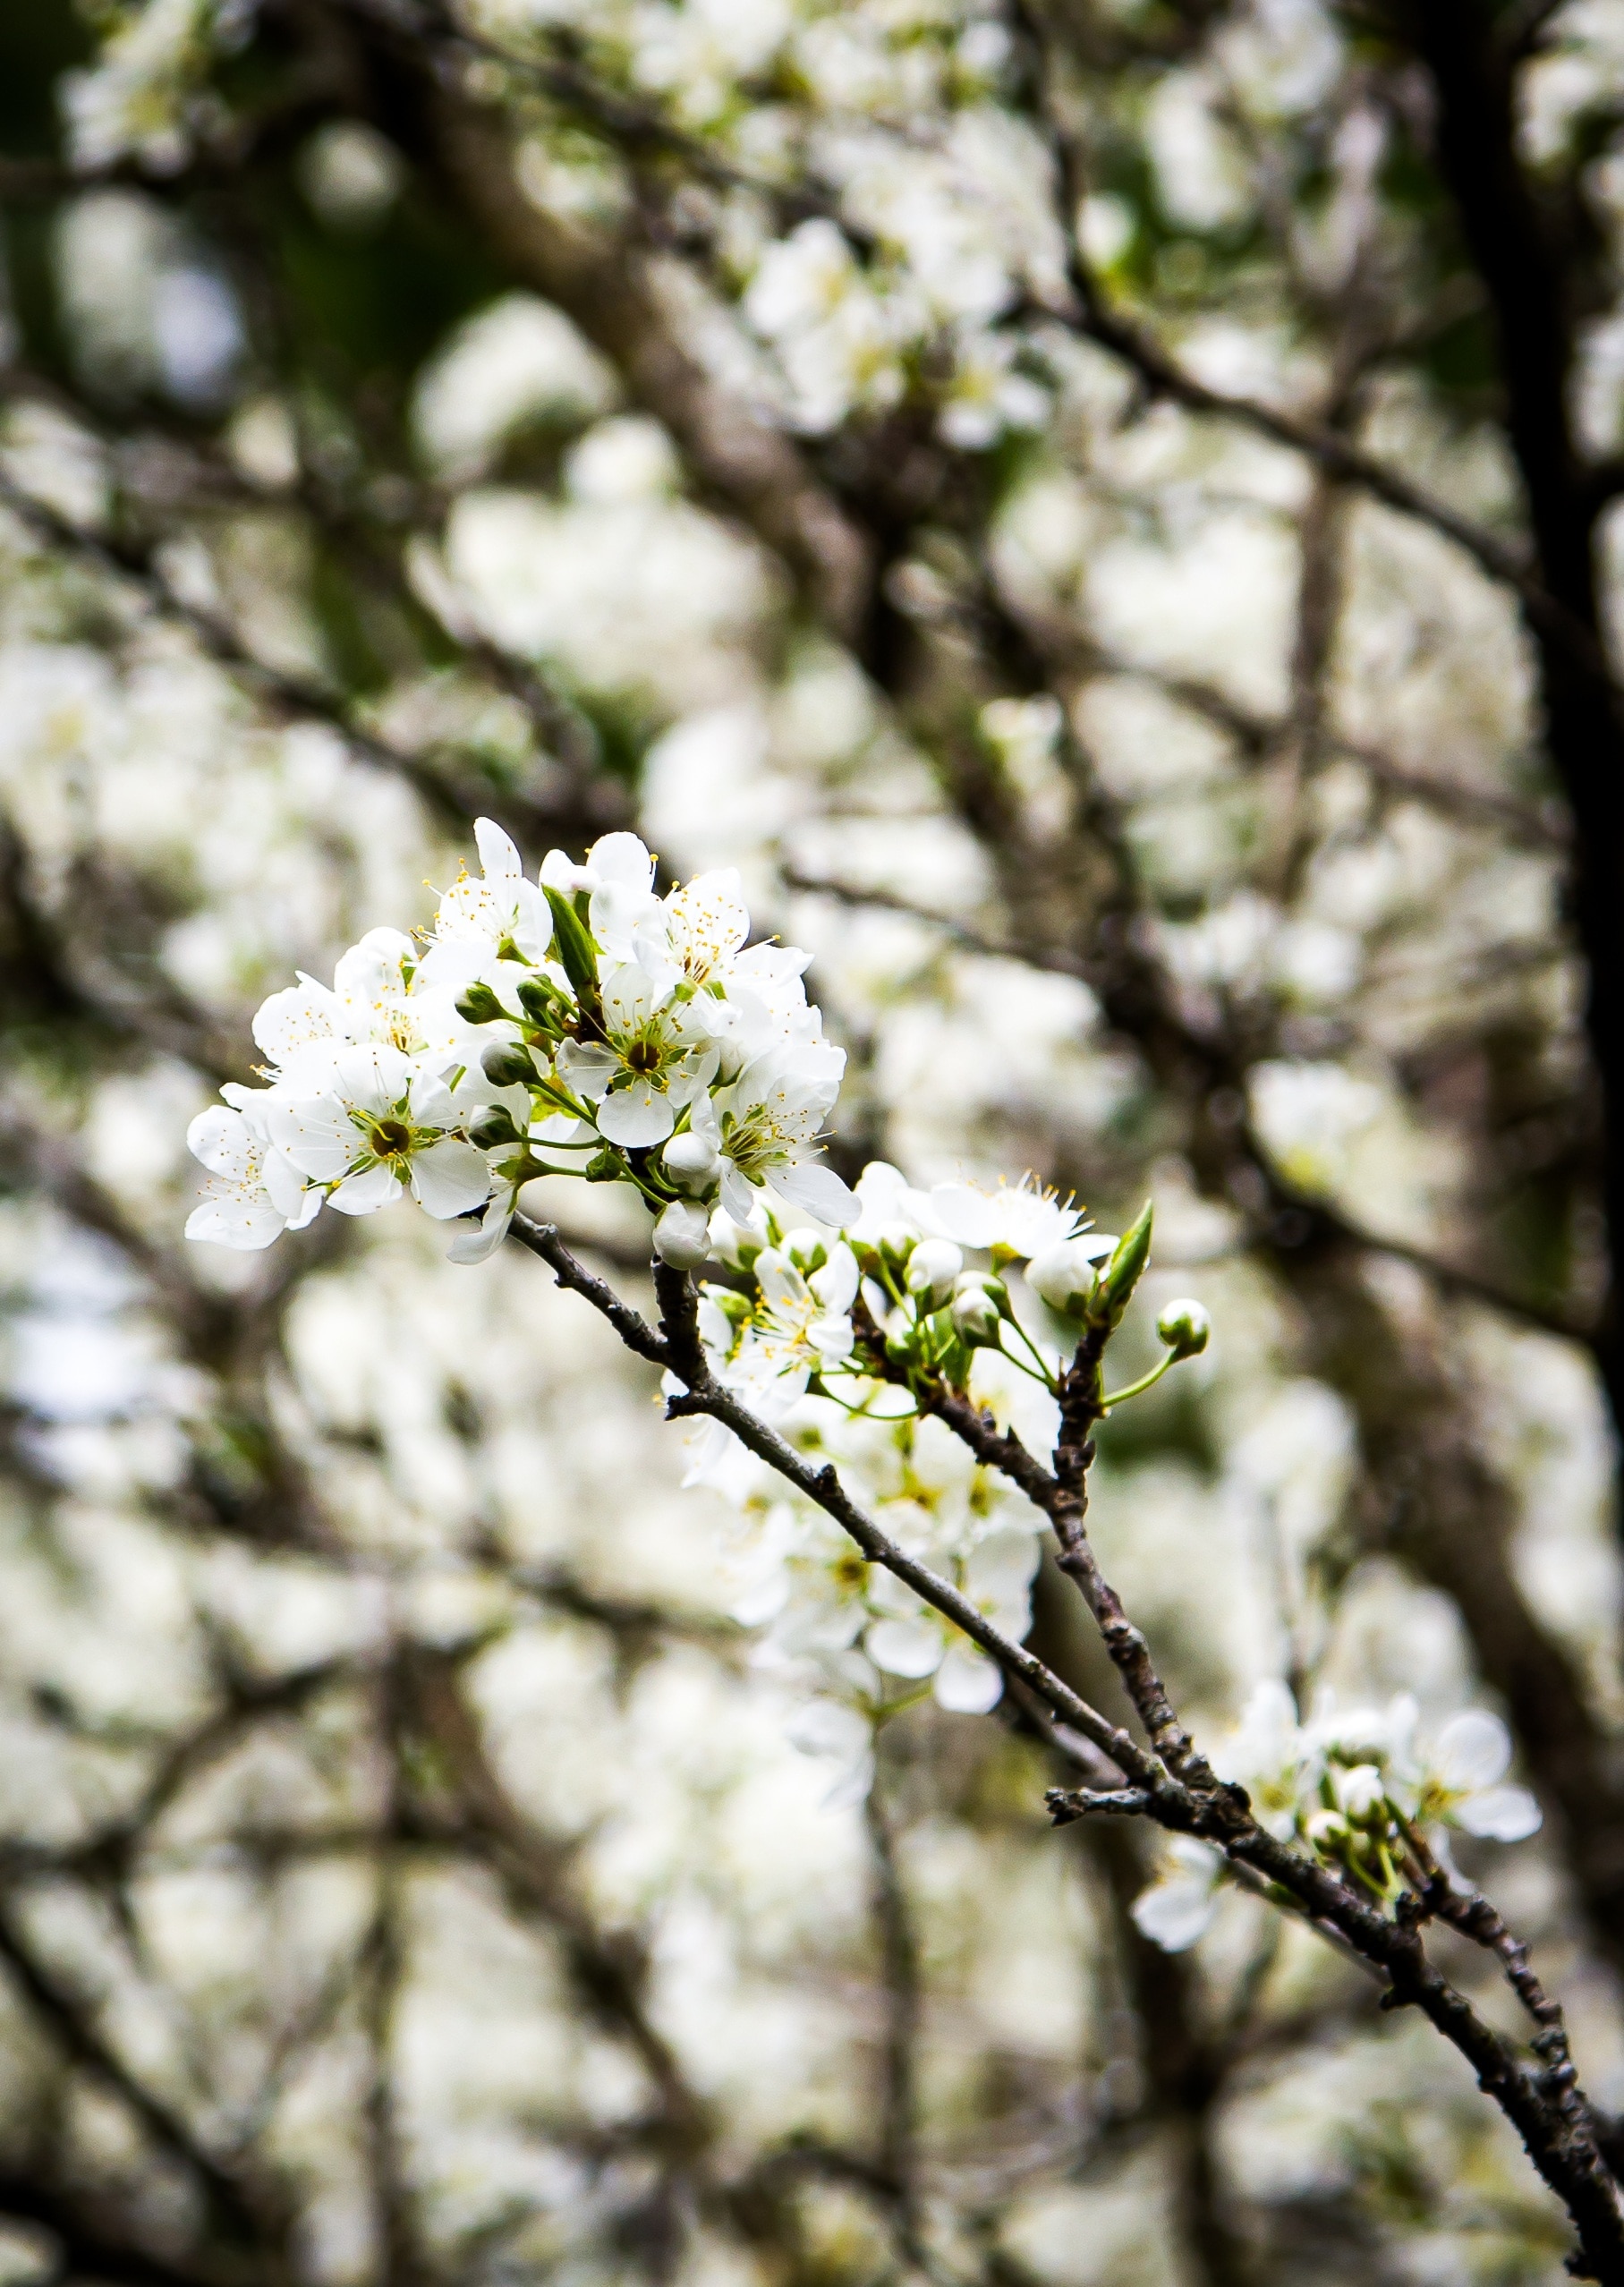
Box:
1 0 1623 2280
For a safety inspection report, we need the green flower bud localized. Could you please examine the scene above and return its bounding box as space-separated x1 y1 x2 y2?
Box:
469 1107 522 1150
481 1041 535 1089
516 973 569 1029
1155 1297 1210 1359
455 981 506 1026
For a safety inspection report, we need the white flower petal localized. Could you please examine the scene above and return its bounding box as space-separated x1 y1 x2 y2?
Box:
473 815 524 884
187 1104 252 1178
328 1162 403 1215
267 1096 355 1182
409 1138 494 1220
772 1161 859 1225
1452 1785 1542 1842
184 1197 285 1249
586 830 656 888
865 1617 943 1679
1131 1870 1220 1953
1433 1710 1511 1794
596 1082 676 1147
447 1195 515 1264
933 1644 1003 1713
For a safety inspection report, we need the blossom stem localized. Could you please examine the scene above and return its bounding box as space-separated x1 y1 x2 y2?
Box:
1098 1352 1178 1408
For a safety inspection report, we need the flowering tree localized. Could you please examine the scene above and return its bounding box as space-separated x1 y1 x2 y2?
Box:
2 0 1624 2281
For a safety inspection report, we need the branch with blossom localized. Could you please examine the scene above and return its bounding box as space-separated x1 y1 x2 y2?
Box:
184 821 1624 2277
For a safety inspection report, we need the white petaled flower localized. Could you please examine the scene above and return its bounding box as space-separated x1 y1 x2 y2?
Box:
555 965 720 1147
426 816 552 965
252 926 462 1084
1411 1710 1542 1843
930 1170 1093 1261
844 1160 950 1246
690 1040 858 1224
939 327 1049 450
184 1086 319 1250
268 1044 494 1220
632 865 751 996
1132 1838 1224 1952
1212 1679 1316 1842
774 1518 880 1659
701 1241 861 1410
540 829 661 959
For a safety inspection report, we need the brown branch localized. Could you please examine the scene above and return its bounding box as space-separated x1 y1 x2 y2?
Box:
485 1236 1624 2274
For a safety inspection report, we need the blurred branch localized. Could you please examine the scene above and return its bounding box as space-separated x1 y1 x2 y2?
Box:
0 463 597 854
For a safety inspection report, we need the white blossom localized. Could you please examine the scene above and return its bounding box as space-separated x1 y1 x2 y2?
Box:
267 1044 494 1220
184 1089 319 1250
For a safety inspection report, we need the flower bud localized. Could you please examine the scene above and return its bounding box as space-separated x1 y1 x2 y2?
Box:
1334 1763 1388 1821
906 1238 963 1303
661 1128 724 1193
950 1272 1005 1342
1027 1237 1110 1314
652 1199 711 1269
455 981 506 1026
709 1207 766 1271
481 1041 535 1089
1155 1297 1210 1359
469 1107 523 1150
872 1221 918 1269
784 1229 829 1274
516 973 568 1029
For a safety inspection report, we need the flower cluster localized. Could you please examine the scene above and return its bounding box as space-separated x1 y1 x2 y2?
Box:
185 820 855 1261
668 1164 1211 1777
1131 1681 1543 1951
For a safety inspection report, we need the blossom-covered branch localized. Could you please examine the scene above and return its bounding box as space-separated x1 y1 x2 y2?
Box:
183 820 1624 2274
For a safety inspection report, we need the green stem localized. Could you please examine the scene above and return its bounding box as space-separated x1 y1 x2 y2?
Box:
1099 1350 1178 1409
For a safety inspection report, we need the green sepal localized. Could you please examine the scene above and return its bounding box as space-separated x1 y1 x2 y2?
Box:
543 885 601 1008
1089 1201 1153 1331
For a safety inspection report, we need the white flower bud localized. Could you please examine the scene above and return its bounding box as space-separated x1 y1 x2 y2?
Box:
709 1204 767 1269
872 1221 918 1263
1027 1237 1108 1313
784 1228 828 1273
1156 1297 1211 1359
1333 1763 1387 1820
662 1128 724 1194
653 1199 711 1268
950 1272 1004 1340
906 1238 964 1303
